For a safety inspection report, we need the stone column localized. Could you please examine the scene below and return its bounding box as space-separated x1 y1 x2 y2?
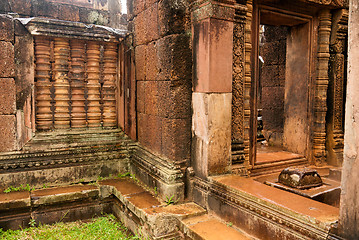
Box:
86 41 101 128
102 42 118 128
53 38 70 129
35 37 53 130
191 0 235 178
339 0 359 238
70 40 86 128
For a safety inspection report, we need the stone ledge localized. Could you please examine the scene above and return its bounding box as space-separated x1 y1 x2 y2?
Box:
16 17 127 42
31 185 99 207
0 191 30 211
192 175 340 240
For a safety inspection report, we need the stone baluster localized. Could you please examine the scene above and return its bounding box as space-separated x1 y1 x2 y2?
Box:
53 38 71 129
86 41 102 128
35 37 53 130
102 43 118 128
313 9 331 165
70 40 86 128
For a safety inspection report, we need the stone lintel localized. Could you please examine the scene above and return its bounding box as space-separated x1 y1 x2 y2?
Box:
16 17 127 42
191 0 243 23
192 93 232 178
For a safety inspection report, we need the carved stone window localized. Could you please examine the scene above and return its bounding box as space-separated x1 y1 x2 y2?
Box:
34 37 118 130
20 17 126 131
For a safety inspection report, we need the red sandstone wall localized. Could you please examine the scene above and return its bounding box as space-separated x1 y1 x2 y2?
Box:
128 0 192 164
0 15 19 151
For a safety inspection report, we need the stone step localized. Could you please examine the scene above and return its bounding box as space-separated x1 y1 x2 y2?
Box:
182 214 256 240
0 178 207 239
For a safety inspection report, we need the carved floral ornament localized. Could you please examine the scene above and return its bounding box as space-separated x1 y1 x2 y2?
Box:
305 0 346 7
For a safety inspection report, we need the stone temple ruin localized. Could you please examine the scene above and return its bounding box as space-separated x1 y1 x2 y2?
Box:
0 0 359 239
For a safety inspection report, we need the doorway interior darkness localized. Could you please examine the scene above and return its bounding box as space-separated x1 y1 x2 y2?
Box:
251 7 313 169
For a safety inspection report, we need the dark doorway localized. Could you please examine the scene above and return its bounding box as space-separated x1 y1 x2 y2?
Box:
252 8 312 169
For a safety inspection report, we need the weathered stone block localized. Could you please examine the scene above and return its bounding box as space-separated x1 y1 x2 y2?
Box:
133 12 146 45
192 93 232 178
264 25 288 42
0 41 15 78
162 118 191 161
138 113 162 154
58 4 80 21
134 4 159 45
136 81 145 113
261 42 281 65
14 33 34 110
157 80 191 119
144 81 158 115
0 15 14 42
0 1 10 13
79 8 109 25
0 78 16 114
146 41 158 80
0 115 17 152
261 86 285 109
157 34 191 81
32 0 60 19
158 0 189 37
8 0 31 16
145 0 158 8
133 0 145 16
261 65 281 87
146 3 159 42
135 45 146 80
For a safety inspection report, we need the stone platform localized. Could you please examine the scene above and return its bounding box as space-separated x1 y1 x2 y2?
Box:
0 177 255 240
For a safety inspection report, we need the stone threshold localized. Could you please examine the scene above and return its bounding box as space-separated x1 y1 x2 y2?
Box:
207 174 340 239
0 177 219 239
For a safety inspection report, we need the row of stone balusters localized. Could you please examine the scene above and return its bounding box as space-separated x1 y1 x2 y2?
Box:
35 36 118 130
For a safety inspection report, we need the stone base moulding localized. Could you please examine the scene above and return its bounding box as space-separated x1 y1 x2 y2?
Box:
129 144 185 203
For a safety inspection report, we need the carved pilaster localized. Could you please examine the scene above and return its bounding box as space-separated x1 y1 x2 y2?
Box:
102 43 118 128
70 40 86 128
35 37 53 130
232 5 247 165
327 9 348 166
86 41 102 128
53 38 70 129
313 9 331 165
243 0 253 165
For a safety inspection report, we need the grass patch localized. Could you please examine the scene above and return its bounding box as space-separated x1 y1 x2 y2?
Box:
0 215 143 240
